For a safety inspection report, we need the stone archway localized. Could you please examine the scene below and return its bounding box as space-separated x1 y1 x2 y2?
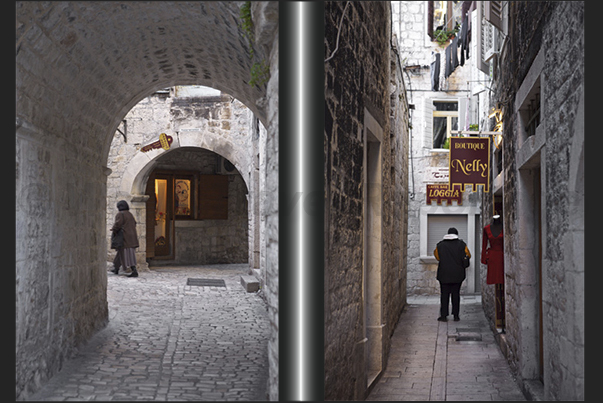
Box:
16 2 278 400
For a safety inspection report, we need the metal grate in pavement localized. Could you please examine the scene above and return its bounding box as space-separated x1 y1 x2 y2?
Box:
187 278 226 287
454 328 483 341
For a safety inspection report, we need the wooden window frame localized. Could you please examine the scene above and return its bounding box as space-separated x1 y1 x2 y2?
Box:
151 170 229 221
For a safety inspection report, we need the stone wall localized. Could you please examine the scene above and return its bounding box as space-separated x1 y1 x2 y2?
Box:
324 2 409 399
481 2 584 400
251 2 279 400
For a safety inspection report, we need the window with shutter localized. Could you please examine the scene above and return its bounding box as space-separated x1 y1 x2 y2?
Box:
428 214 468 256
476 1 494 74
198 174 229 220
485 1 504 32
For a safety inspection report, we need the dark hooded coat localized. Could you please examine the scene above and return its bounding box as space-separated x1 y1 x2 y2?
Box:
111 200 139 249
434 234 471 283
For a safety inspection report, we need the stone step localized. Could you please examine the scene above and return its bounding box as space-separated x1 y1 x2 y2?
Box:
240 275 260 292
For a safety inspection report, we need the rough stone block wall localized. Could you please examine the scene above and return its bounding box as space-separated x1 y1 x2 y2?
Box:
385 42 410 337
482 2 584 400
250 2 279 399
324 2 408 400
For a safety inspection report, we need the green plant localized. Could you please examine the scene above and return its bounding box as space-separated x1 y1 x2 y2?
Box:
240 1 270 88
443 137 450 149
433 23 460 46
469 124 479 131
240 2 253 42
249 60 270 87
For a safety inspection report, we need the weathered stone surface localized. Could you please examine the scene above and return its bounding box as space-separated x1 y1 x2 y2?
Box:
324 2 409 400
241 275 260 293
480 2 584 400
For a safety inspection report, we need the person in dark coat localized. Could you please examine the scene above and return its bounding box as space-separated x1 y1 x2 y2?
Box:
111 200 140 277
434 227 471 321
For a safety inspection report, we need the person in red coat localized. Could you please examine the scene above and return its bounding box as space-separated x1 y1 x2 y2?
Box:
481 215 504 284
482 215 505 328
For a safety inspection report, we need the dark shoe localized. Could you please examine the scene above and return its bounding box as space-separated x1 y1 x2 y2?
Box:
111 267 119 275
437 316 448 322
127 267 138 278
454 316 460 321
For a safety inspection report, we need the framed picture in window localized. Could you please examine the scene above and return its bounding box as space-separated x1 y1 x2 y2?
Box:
174 177 193 218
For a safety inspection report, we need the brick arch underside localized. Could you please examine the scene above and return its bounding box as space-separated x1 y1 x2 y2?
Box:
15 2 272 400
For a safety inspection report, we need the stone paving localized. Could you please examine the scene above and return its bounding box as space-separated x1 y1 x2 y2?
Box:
27 264 270 401
366 295 527 401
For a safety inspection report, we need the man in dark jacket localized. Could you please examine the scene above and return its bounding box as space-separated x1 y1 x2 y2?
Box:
434 227 471 321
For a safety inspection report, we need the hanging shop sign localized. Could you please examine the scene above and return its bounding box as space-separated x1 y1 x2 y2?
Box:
424 167 449 183
449 136 490 192
426 184 463 205
141 133 173 152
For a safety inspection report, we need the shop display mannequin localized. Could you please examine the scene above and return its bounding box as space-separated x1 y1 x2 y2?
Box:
482 215 505 329
481 215 504 284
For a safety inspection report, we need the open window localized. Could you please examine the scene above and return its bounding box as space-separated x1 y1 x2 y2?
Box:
432 100 459 149
476 1 509 75
428 1 464 41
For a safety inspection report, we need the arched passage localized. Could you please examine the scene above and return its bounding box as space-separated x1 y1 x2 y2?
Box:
106 85 265 273
16 2 278 400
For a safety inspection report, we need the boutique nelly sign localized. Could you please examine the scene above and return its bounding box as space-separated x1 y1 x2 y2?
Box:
449 137 490 192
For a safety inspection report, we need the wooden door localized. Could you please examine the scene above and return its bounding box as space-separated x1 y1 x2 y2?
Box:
153 174 174 258
145 172 156 258
198 175 229 219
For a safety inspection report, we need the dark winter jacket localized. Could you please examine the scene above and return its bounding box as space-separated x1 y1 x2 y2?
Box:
434 234 471 283
111 201 139 249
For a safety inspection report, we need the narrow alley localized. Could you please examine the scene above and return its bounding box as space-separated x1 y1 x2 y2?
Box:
366 296 526 401
27 264 270 401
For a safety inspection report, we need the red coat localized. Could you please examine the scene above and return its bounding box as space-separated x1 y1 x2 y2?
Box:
481 225 504 284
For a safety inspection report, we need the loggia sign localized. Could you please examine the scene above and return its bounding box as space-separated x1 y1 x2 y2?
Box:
449 137 491 192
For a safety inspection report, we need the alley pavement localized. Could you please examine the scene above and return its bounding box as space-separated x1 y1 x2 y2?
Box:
27 264 270 401
366 295 527 401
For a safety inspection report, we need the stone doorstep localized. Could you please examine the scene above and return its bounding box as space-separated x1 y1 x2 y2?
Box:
240 275 260 293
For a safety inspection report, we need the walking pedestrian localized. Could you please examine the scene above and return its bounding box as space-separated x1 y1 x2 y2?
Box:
111 200 139 278
434 227 471 321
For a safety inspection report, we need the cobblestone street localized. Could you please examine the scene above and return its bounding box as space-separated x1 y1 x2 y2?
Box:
27 264 270 401
366 296 527 401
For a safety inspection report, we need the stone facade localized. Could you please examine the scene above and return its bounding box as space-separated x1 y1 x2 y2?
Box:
324 2 409 400
16 2 279 400
393 1 484 297
105 88 259 269
478 2 584 400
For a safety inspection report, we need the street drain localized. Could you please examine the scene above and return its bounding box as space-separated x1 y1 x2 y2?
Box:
187 278 226 287
455 328 482 341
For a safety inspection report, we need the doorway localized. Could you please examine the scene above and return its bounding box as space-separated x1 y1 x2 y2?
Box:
535 168 543 382
145 173 175 259
518 159 544 383
363 109 384 389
